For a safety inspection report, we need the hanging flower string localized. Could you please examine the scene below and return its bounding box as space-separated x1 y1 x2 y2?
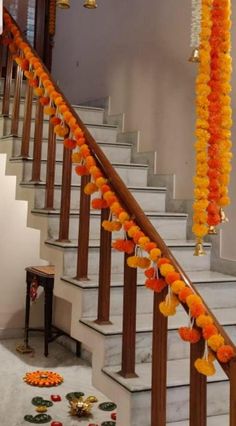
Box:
192 0 233 246
3 10 235 376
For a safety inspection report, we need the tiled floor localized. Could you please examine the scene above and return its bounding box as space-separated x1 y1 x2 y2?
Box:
0 337 115 426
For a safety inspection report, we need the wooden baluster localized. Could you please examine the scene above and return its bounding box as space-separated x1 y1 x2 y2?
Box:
119 252 138 378
230 358 236 426
151 288 168 426
31 100 44 182
58 144 72 242
20 83 33 158
2 49 13 116
76 174 91 280
45 121 56 209
95 207 112 324
11 60 23 136
0 43 4 80
190 338 207 426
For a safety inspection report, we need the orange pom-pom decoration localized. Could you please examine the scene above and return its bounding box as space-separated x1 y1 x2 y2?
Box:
101 184 111 194
178 287 194 303
89 166 103 180
196 315 213 328
133 231 145 244
145 278 166 293
75 165 89 176
202 324 218 340
145 267 156 279
39 96 50 106
144 242 157 252
179 327 201 343
29 79 38 88
128 226 140 238
44 106 56 116
123 220 135 232
190 302 205 318
21 58 29 71
54 96 64 106
24 71 34 80
91 198 108 209
80 144 90 158
157 258 171 267
208 334 225 352
217 345 235 363
50 116 61 125
137 257 151 269
112 239 135 254
171 280 186 294
138 237 150 248
34 87 44 97
119 212 130 223
165 272 181 285
159 263 175 277
102 220 122 232
149 248 162 261
71 152 82 163
84 182 98 195
127 256 139 268
96 177 107 188
64 138 77 150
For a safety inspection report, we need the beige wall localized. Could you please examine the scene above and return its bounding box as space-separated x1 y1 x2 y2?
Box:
52 0 236 260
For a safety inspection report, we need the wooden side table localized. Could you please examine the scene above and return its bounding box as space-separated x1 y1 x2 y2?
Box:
25 265 57 357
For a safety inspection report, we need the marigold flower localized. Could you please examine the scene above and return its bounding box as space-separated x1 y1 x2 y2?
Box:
165 272 181 285
75 165 89 176
202 324 218 340
63 138 77 150
145 278 166 293
102 220 122 232
217 345 235 363
171 280 186 294
207 334 225 352
149 248 162 261
91 198 108 209
84 182 98 195
112 239 134 254
159 263 175 277
178 287 194 303
144 242 157 252
194 358 216 376
196 314 213 328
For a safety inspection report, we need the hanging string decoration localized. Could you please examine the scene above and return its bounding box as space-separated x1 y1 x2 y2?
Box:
192 0 233 251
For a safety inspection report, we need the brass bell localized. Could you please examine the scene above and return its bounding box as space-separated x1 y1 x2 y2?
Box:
57 0 70 9
188 47 200 63
84 0 98 9
208 225 218 235
220 208 229 224
193 239 206 256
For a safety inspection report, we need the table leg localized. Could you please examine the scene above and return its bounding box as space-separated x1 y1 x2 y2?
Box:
24 278 31 347
44 286 53 357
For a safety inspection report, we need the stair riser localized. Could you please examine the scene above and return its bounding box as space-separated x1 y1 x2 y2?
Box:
0 99 105 125
46 214 187 241
80 282 236 318
33 186 166 212
85 320 235 367
0 78 26 97
130 381 228 425
3 117 118 142
12 138 132 163
21 160 148 186
61 245 211 276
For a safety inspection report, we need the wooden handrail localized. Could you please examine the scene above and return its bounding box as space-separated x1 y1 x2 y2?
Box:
3 8 236 425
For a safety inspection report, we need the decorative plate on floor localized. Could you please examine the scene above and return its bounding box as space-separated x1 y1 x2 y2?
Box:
101 422 116 426
23 371 63 387
32 397 53 407
98 402 117 411
24 414 52 423
65 391 85 400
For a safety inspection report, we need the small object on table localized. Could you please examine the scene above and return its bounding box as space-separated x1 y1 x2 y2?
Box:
32 397 53 407
51 395 62 402
24 370 63 387
98 402 117 411
111 412 117 420
24 413 52 423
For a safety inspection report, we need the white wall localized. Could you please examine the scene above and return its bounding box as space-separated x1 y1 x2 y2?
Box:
0 154 44 334
52 0 236 260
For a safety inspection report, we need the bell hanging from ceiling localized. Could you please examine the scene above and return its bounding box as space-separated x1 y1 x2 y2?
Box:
188 47 200 63
84 0 98 9
57 0 70 9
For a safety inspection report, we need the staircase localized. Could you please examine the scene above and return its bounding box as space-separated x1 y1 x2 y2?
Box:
1 9 236 426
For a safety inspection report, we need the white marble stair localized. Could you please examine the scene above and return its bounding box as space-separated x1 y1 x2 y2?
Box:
102 359 229 424
167 415 229 426
2 116 119 142
8 135 132 163
11 157 149 187
20 181 167 211
0 97 105 125
31 208 188 241
45 239 211 276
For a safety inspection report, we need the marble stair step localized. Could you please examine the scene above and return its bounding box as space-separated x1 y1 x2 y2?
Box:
21 181 167 212
102 359 229 424
9 134 132 163
2 116 119 142
0 98 105 125
62 270 236 316
167 415 229 426
45 239 211 276
11 157 148 187
78 308 236 366
32 208 188 241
